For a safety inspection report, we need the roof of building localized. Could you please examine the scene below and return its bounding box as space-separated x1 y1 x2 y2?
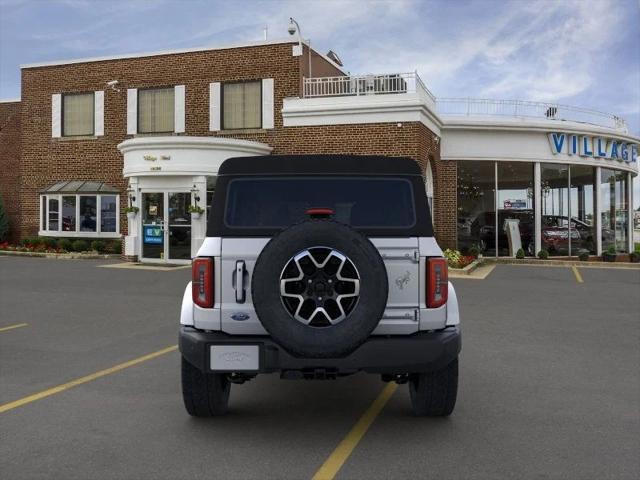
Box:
218 155 423 176
41 181 120 194
20 38 345 73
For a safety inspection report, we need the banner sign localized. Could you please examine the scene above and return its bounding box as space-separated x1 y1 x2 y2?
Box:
143 226 163 245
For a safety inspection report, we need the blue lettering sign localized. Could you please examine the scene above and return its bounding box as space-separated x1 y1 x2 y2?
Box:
143 226 163 245
595 138 607 157
631 144 638 163
549 133 565 154
580 136 593 156
620 143 628 162
570 135 578 155
610 141 619 159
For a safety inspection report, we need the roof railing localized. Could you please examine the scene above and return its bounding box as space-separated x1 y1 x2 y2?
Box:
303 72 436 102
436 97 628 132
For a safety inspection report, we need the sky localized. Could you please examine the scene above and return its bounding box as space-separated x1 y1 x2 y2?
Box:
0 0 639 205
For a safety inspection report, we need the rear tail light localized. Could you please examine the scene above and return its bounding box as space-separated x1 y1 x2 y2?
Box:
192 257 214 308
427 257 448 308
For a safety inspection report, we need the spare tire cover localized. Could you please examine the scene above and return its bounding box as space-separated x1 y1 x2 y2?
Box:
251 220 388 358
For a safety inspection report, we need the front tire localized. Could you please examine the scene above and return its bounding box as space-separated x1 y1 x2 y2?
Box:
409 357 458 416
181 357 231 417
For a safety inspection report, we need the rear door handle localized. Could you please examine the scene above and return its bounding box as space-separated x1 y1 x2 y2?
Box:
235 260 246 303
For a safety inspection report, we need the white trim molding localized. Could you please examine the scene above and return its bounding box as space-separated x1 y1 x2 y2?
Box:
118 136 272 178
282 92 442 135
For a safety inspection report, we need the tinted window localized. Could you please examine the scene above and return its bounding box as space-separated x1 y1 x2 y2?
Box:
224 177 415 229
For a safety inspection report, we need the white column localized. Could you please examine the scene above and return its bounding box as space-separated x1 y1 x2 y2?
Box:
534 162 541 256
124 177 140 258
595 167 602 256
191 175 208 257
628 172 634 253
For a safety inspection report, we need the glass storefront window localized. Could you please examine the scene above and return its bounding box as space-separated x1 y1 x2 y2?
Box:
62 196 76 232
541 164 570 255
457 161 496 256
601 168 629 253
40 193 119 236
48 197 59 231
569 166 596 255
100 195 117 233
79 196 97 232
497 162 534 256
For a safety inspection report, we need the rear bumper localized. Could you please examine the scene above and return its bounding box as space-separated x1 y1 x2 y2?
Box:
179 326 461 375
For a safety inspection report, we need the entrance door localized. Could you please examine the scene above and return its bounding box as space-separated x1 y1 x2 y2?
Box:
141 192 192 263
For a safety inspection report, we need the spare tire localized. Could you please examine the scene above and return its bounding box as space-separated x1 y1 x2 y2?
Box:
251 220 388 358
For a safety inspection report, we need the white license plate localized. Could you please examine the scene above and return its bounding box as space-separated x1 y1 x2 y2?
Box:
210 345 259 371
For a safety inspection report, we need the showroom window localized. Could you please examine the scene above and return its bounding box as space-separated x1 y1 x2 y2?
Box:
497 162 534 256
62 92 94 136
569 165 596 255
39 181 120 237
601 168 628 253
222 81 261 129
138 87 175 133
457 161 496 256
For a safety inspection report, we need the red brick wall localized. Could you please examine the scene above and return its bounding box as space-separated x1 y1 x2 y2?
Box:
18 42 305 240
0 101 21 242
17 41 450 246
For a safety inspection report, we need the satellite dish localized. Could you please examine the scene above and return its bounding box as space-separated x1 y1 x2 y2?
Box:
326 50 343 67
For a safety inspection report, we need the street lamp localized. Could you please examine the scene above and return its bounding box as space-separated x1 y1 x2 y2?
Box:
288 17 312 78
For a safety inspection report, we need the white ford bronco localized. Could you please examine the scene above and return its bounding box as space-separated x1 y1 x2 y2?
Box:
179 155 461 417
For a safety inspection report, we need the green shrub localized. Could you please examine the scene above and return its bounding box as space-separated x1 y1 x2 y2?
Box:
90 240 106 252
40 237 57 249
606 244 616 255
515 248 525 259
71 239 89 252
58 238 73 252
537 249 549 260
468 245 480 258
0 195 9 242
578 251 589 261
21 237 38 246
105 239 122 254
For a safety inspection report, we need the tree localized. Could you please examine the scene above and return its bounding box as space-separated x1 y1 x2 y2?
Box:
0 195 9 242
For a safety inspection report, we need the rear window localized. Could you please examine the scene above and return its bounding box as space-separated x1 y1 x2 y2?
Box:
224 177 416 229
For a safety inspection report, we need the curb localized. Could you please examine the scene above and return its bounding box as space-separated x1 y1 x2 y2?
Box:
485 257 640 269
449 259 483 275
0 250 121 260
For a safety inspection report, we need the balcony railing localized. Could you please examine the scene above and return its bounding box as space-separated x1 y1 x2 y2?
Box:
302 74 628 132
303 72 435 101
436 97 628 132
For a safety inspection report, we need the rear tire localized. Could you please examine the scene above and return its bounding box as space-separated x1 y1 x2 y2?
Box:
409 357 458 416
181 357 230 417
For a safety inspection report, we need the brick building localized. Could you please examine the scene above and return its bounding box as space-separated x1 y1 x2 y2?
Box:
0 38 637 262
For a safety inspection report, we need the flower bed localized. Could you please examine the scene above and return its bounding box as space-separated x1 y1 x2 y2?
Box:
443 248 476 269
0 237 122 255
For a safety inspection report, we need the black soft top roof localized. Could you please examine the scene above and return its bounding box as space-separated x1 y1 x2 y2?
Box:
218 155 423 176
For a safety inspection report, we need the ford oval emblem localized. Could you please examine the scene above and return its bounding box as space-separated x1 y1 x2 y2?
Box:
231 312 250 321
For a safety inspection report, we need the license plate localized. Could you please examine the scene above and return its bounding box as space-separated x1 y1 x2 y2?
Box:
210 345 259 371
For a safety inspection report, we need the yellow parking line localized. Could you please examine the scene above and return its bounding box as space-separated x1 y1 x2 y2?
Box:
571 266 584 283
0 345 177 414
312 382 398 480
0 323 28 333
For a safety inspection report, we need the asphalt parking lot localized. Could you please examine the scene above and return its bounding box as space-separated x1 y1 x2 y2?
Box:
1 257 639 480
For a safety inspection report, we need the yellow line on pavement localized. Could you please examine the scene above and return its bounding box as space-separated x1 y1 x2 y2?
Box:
0 345 178 414
312 382 398 480
0 323 28 333
571 266 584 283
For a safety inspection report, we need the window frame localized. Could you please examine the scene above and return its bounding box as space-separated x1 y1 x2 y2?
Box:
136 86 176 134
39 193 120 238
61 91 95 137
221 80 263 130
